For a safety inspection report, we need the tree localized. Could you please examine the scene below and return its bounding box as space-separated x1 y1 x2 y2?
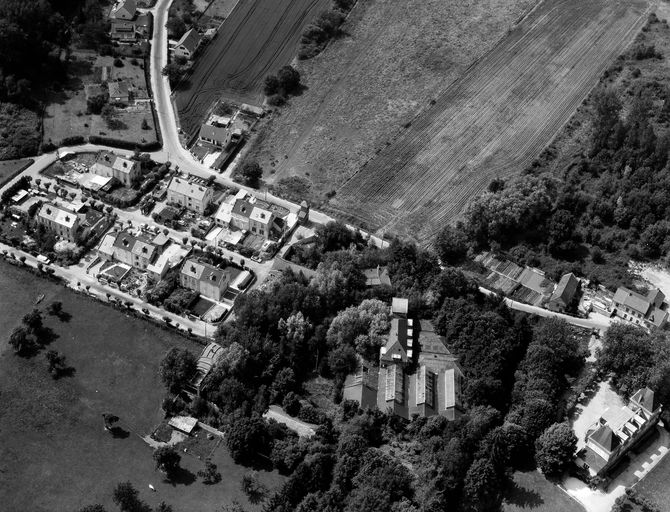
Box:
264 74 280 96
8 325 36 355
87 93 108 115
45 350 67 377
462 458 504 512
167 17 187 38
156 503 174 512
239 161 263 188
282 391 302 416
22 308 43 332
141 118 150 130
535 422 577 478
112 482 144 512
159 347 197 393
241 470 268 504
435 224 469 264
162 63 184 83
47 300 62 316
277 65 301 95
226 416 272 464
153 445 181 478
198 459 222 484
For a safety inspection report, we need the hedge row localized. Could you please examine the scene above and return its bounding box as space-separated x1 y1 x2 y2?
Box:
88 135 161 152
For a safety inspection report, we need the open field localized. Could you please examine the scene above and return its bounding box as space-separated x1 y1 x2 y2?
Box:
43 52 157 146
248 0 539 202
175 0 330 136
325 0 650 242
201 0 240 19
0 158 33 186
0 261 282 512
503 471 584 512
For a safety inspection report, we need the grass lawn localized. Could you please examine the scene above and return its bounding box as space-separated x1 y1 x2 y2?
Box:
503 471 585 512
43 52 157 146
0 261 283 512
0 158 33 187
634 451 670 511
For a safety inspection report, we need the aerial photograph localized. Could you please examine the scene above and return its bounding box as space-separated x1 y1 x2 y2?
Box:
5 0 670 511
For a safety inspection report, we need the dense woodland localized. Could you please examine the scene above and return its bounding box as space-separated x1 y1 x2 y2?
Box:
439 15 670 290
155 223 591 512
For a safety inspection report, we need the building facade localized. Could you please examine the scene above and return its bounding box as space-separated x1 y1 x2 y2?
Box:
167 177 213 214
91 152 141 187
611 287 668 330
180 258 230 301
37 203 80 241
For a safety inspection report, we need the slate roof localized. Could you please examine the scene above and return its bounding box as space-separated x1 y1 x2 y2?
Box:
108 81 130 99
550 272 579 306
199 123 228 144
181 258 227 286
176 28 201 54
613 288 652 316
38 203 78 228
630 387 658 415
168 177 211 201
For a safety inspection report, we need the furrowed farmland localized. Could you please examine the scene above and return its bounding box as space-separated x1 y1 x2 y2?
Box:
329 0 650 243
176 0 329 136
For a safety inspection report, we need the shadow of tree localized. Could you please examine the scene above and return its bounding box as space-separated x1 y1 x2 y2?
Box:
165 466 197 486
53 365 76 379
110 426 130 439
505 480 544 508
56 311 72 323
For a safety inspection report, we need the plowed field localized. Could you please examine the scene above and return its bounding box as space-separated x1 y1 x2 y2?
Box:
330 0 650 243
176 0 329 136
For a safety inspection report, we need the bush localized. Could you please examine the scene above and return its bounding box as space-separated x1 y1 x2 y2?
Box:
282 392 302 417
60 135 86 147
113 58 124 67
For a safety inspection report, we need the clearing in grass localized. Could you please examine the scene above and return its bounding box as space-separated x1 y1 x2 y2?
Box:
503 471 585 512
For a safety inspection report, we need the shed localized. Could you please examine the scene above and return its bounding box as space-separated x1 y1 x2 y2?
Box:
168 415 198 435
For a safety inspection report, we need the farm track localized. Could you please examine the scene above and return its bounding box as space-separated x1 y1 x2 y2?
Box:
329 0 650 243
176 0 330 136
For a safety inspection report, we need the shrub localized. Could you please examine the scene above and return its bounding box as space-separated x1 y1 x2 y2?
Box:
113 58 124 67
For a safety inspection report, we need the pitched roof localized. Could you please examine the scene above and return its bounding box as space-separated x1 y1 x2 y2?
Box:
38 203 78 229
181 258 227 287
550 272 579 306
110 0 136 18
176 28 201 54
168 177 211 201
250 206 273 224
214 202 234 224
363 266 391 287
630 387 658 415
112 231 158 259
199 123 228 144
232 199 254 219
95 151 137 175
108 81 130 98
381 317 413 364
589 424 620 453
613 287 651 316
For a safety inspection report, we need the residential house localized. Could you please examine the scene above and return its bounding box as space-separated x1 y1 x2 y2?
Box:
375 299 465 421
363 266 391 288
172 28 201 60
98 230 166 270
230 198 254 231
180 258 230 301
612 287 668 330
546 272 580 313
583 387 661 476
198 124 229 147
109 0 152 41
108 81 130 104
36 203 80 241
249 206 274 237
91 151 141 187
110 0 136 20
146 242 191 281
167 176 213 214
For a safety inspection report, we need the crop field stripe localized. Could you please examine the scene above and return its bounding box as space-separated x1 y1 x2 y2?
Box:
176 0 330 135
330 0 649 241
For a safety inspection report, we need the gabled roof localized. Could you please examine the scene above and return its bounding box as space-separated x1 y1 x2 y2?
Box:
381 317 413 364
363 266 391 287
550 272 579 306
232 199 254 219
181 258 228 287
168 177 211 201
630 387 659 415
613 287 652 316
214 202 234 224
38 203 78 229
176 28 201 54
250 206 273 224
199 123 228 144
108 81 130 99
110 0 137 19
